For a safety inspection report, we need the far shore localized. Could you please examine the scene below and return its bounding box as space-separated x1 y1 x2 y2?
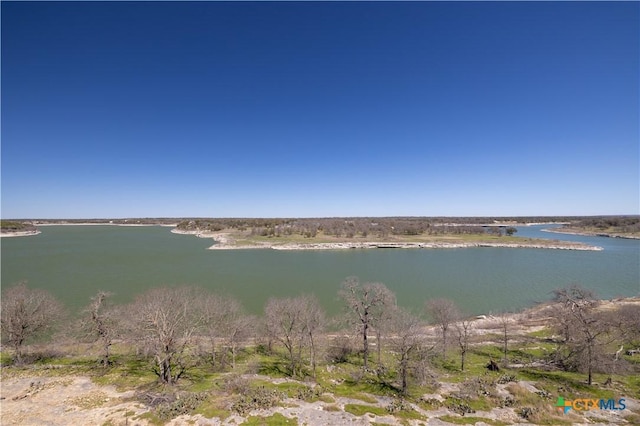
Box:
543 227 640 240
171 228 603 251
34 222 179 227
1 222 179 238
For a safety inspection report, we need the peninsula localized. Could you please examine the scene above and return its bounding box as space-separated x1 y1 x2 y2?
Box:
0 221 40 238
170 217 606 251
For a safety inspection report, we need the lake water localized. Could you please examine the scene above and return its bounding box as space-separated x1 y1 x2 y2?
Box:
1 225 638 316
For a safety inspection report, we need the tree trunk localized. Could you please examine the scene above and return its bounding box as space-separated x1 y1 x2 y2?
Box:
231 345 236 370
159 356 173 384
442 328 447 359
14 345 23 364
587 345 593 385
400 354 409 394
503 329 508 365
376 328 382 366
102 343 111 367
309 332 317 378
363 321 369 370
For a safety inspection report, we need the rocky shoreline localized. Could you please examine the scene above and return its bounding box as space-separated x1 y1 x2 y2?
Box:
268 241 603 251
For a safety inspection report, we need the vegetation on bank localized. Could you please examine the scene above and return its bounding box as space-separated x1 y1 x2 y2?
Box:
556 216 640 239
2 280 639 425
5 215 638 244
0 220 37 233
173 218 605 250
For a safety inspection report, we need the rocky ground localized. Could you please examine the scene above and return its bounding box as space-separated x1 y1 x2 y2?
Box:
2 299 639 425
2 371 637 425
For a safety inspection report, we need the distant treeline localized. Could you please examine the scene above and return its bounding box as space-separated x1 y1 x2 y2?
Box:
171 216 590 239
177 217 490 238
5 216 639 237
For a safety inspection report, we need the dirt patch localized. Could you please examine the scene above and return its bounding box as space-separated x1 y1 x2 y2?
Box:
1 376 147 426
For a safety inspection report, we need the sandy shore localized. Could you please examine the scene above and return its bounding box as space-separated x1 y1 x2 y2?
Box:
0 230 41 238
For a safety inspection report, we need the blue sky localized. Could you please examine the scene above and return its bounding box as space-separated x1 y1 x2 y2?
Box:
2 2 638 218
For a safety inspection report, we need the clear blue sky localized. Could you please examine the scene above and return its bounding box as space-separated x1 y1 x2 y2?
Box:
2 2 638 219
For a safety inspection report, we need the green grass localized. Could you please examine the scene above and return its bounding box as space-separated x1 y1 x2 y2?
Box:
3 319 638 426
504 382 578 425
343 403 388 417
249 379 311 398
0 351 13 366
90 355 159 390
242 413 298 425
516 368 617 400
527 328 556 339
437 415 508 425
193 399 232 421
393 408 427 421
344 398 427 421
331 388 379 403
135 412 164 425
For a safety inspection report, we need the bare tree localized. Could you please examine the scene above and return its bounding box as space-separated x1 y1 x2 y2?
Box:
125 286 205 384
208 295 253 370
552 285 612 385
1 282 65 363
264 295 326 377
425 298 460 359
455 318 473 371
389 307 424 394
264 296 307 377
79 291 120 367
371 302 394 369
339 277 396 371
598 305 637 380
497 311 512 365
302 295 325 378
607 304 640 348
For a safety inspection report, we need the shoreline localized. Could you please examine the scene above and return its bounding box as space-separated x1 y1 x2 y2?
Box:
35 222 179 227
543 227 640 240
1 223 180 238
0 230 41 238
171 229 603 251
3 225 608 250
266 241 603 251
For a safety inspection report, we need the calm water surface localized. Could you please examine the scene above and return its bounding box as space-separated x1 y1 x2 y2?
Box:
1 225 638 315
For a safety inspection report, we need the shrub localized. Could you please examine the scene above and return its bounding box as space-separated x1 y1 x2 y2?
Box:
155 392 209 421
326 336 356 363
496 374 516 384
231 386 284 416
220 374 250 394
